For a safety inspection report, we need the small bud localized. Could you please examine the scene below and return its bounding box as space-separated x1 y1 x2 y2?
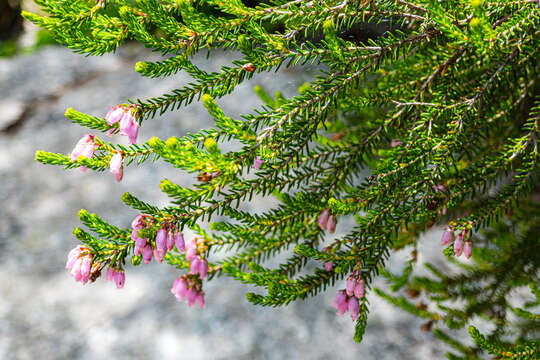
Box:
318 208 329 230
324 262 334 272
253 156 263 170
242 63 256 72
390 139 403 148
131 255 142 266
327 215 336 234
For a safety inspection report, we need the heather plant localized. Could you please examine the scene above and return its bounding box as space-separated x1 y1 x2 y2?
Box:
25 0 539 358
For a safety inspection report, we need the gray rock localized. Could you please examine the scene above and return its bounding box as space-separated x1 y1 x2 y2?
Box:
0 45 454 359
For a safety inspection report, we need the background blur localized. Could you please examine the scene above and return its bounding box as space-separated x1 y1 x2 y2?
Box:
0 5 454 359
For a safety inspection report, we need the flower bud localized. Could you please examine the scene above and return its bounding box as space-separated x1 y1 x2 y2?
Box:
253 156 263 170
327 215 336 234
109 152 124 182
318 208 329 230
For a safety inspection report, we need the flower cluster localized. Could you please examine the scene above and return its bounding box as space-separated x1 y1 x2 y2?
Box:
171 275 206 308
318 208 336 234
70 134 98 172
66 245 94 284
333 271 365 321
105 104 140 144
441 227 472 259
105 267 126 289
131 214 185 264
185 237 209 279
65 245 126 288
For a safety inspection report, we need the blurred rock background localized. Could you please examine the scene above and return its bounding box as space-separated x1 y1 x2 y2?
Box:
0 15 453 360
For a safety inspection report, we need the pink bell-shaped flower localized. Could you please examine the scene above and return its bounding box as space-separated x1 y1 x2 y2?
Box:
327 215 336 234
354 279 365 299
464 241 472 259
454 233 464 257
175 232 185 253
348 297 360 321
109 152 124 182
318 208 329 230
441 227 453 246
119 110 139 144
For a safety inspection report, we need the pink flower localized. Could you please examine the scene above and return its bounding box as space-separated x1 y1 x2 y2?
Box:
174 232 185 253
186 288 198 307
390 139 403 148
70 134 97 172
156 228 167 253
195 292 206 309
253 156 263 170
441 228 453 246
131 214 150 230
198 259 208 279
346 277 355 297
333 290 349 315
70 134 97 161
67 247 94 285
166 231 175 251
106 267 114 282
348 297 360 321
109 152 124 182
324 261 334 271
106 105 140 144
171 277 188 300
119 110 139 144
464 241 472 259
113 270 125 289
327 215 336 234
142 244 153 264
185 239 198 261
354 279 365 299
454 233 464 257
66 245 83 269
71 259 83 282
80 256 92 280
189 257 201 275
105 106 125 125
318 208 329 230
154 248 165 264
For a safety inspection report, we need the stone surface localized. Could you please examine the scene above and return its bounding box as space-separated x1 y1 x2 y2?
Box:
0 45 453 359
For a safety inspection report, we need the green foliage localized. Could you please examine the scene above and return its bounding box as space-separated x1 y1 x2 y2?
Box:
28 0 539 354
